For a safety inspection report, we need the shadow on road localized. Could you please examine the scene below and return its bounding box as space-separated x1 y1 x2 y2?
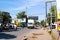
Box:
3 29 20 32
0 33 16 39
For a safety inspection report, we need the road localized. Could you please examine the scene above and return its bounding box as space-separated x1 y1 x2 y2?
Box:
0 28 35 40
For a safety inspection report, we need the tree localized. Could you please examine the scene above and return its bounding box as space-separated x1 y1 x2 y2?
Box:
47 6 56 24
16 11 27 27
0 11 11 24
47 13 50 25
41 20 45 27
0 11 3 22
51 6 56 23
34 20 39 25
17 11 27 18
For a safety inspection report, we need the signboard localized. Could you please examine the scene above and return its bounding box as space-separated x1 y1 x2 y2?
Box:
56 0 60 19
28 16 38 20
20 18 26 22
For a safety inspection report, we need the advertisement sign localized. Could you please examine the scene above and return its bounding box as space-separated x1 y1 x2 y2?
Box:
20 18 26 22
28 16 38 20
56 0 60 19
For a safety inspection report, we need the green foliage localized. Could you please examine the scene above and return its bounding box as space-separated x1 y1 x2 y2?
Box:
17 11 27 19
18 22 26 27
0 11 3 22
17 11 27 27
34 20 39 25
41 20 45 27
51 6 56 23
51 6 56 13
47 13 50 25
47 6 56 24
0 11 11 24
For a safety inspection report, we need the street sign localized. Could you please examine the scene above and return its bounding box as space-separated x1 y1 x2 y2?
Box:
56 0 60 19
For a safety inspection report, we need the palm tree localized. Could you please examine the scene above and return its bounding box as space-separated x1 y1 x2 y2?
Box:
17 11 27 19
17 11 27 27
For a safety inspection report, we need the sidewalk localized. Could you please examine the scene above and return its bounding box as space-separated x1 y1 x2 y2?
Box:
23 29 52 40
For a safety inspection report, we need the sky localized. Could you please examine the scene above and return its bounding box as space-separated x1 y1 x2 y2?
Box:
0 0 55 22
56 0 60 11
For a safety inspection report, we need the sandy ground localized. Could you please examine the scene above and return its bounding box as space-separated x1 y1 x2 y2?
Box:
52 29 59 40
22 29 52 40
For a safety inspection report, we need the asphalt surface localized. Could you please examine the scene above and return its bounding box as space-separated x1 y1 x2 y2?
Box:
0 28 35 40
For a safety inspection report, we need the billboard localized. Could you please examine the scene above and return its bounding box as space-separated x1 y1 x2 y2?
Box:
28 16 38 20
56 0 60 19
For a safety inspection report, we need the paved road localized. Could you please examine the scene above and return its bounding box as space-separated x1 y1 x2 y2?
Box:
0 28 35 40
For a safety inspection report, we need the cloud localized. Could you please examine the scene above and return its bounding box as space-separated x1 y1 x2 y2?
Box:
12 5 26 11
11 0 52 11
27 0 42 7
11 0 43 11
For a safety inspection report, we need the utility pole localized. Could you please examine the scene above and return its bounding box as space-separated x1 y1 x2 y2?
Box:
26 4 28 27
45 2 47 27
50 2 52 32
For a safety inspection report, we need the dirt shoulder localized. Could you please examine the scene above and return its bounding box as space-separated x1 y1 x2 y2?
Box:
22 29 52 40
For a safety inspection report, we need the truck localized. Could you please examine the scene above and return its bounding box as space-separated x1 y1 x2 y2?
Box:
27 19 34 29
